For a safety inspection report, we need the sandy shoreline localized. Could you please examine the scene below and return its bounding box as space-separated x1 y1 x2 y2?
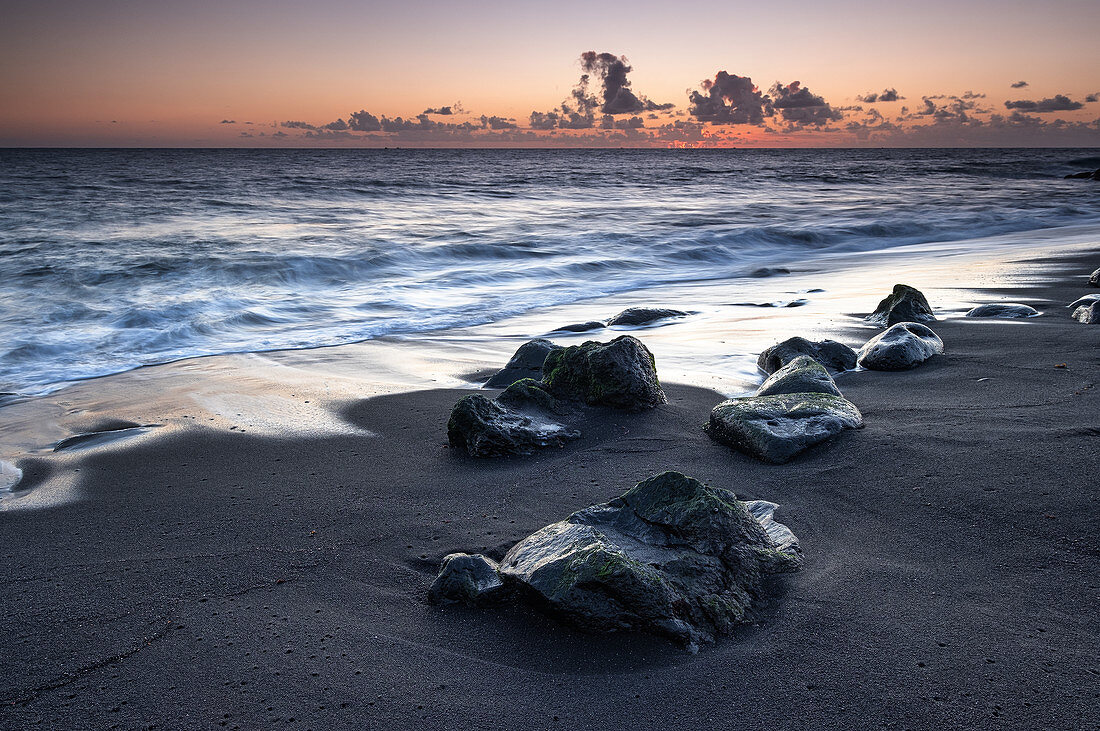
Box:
1 244 1099 728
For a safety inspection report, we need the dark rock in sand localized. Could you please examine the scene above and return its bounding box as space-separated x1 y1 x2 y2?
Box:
484 339 561 388
705 393 863 464
866 284 936 327
1072 301 1100 324
757 337 857 374
756 356 842 398
1064 169 1100 180
1090 268 1100 287
858 322 945 371
554 321 606 333
606 307 689 327
429 553 507 605
965 303 1039 319
542 335 666 410
496 471 801 651
496 378 558 412
1068 294 1100 310
750 267 790 278
447 394 579 457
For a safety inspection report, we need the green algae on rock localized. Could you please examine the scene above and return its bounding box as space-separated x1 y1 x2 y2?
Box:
489 471 801 651
706 393 864 464
541 335 666 410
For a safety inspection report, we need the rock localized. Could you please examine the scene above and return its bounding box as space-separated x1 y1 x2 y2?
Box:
756 355 842 398
757 337 857 374
857 322 945 371
447 394 579 457
965 303 1039 318
429 553 507 605
484 339 561 388
1064 169 1100 180
866 284 936 327
705 393 863 464
497 471 801 650
606 307 689 327
542 335 666 410
496 378 557 412
1072 301 1100 324
1068 294 1100 310
1090 268 1100 287
553 321 606 333
750 267 790 278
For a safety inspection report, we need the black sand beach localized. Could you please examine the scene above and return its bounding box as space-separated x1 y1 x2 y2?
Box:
1 253 1099 730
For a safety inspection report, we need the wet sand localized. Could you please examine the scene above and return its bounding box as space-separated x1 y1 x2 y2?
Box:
0 250 1098 729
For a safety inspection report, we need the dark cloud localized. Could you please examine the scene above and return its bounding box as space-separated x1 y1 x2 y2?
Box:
579 51 643 114
219 119 236 124
1011 81 1029 88
281 120 316 130
347 110 382 132
529 111 560 130
688 72 772 124
480 115 517 130
856 88 903 103
1085 93 1099 103
1004 95 1084 112
272 131 288 138
644 99 675 112
769 81 843 126
960 90 986 99
323 119 349 131
423 103 465 116
239 131 252 137
558 112 595 130
600 114 645 129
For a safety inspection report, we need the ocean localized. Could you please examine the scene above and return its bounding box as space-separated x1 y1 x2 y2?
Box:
1 147 1098 397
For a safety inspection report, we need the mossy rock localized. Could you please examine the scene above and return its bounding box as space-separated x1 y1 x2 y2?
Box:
497 471 801 651
497 378 558 412
541 335 666 410
485 339 561 388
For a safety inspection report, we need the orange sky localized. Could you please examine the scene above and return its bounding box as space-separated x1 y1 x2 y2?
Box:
2 0 1098 146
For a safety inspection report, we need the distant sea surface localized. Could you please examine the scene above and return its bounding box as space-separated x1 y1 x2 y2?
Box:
2 147 1099 396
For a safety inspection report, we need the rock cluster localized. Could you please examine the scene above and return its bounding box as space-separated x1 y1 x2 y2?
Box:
430 471 801 651
553 307 691 334
450 335 664 456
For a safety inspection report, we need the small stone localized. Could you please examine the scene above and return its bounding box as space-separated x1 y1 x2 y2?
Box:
553 321 606 333
606 307 690 327
429 553 506 605
749 267 790 278
965 303 1039 318
1089 268 1100 287
866 284 936 327
1072 301 1100 324
858 322 944 371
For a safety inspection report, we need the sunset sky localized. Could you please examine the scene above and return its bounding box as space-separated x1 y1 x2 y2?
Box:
2 0 1098 147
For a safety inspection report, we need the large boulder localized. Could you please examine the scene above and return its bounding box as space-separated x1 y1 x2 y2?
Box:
757 337 857 374
541 335 666 410
1072 301 1100 324
858 322 944 371
1090 268 1100 287
447 394 579 457
429 553 507 606
755 355 842 398
866 284 936 327
607 307 689 327
705 393 863 464
484 339 561 388
965 303 1039 319
496 471 801 651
